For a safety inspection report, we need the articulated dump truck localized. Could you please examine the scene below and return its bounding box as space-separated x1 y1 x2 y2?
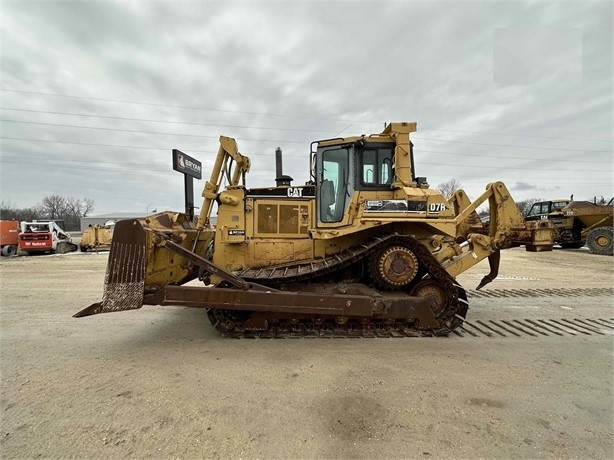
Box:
75 122 554 337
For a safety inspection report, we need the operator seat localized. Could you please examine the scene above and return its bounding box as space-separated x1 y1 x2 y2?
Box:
320 179 336 222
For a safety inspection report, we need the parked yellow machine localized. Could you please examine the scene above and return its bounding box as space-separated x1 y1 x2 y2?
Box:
80 221 115 252
561 200 613 255
526 199 613 255
76 122 553 337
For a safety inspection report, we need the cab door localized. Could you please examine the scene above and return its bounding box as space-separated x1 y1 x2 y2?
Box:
316 146 353 225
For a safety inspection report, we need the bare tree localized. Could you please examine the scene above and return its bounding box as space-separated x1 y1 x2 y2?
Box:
1 196 95 230
63 198 81 230
82 198 95 217
0 200 17 219
37 195 95 230
40 195 67 219
436 178 463 199
63 197 96 230
1 200 41 222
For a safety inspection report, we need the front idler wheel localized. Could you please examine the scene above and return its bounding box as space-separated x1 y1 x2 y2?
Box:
410 279 448 317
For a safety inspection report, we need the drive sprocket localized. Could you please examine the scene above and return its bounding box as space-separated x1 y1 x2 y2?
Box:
369 245 421 290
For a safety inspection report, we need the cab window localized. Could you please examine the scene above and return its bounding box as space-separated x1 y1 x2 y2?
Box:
359 147 393 188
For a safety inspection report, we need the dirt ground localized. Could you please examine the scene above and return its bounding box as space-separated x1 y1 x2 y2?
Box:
0 247 612 459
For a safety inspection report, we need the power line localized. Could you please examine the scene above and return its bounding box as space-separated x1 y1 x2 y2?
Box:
1 153 610 174
2 136 612 165
3 88 611 143
0 156 275 177
3 118 612 153
1 89 353 123
418 128 612 143
0 119 307 143
1 136 167 151
0 160 607 184
1 155 168 170
0 136 307 157
417 148 612 164
0 107 341 134
0 157 174 175
412 136 612 154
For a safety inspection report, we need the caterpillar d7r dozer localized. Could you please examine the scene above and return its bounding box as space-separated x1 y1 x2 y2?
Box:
75 122 553 337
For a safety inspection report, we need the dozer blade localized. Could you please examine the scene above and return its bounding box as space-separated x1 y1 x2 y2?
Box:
75 219 147 317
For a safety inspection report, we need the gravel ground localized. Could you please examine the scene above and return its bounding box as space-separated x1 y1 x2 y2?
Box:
0 247 612 459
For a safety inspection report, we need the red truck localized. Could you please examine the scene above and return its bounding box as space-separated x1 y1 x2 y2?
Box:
0 220 19 256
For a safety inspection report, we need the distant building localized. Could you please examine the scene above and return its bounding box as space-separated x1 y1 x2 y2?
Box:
80 213 217 231
80 212 149 232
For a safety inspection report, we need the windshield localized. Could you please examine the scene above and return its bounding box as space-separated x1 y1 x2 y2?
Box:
24 224 51 232
552 201 568 211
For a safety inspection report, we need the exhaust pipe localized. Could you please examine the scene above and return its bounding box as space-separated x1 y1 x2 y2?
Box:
274 146 293 187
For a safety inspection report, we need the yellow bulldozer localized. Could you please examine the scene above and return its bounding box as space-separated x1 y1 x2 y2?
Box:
80 220 115 252
75 122 553 337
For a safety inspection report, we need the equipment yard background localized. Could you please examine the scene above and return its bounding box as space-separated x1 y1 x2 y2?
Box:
1 248 612 458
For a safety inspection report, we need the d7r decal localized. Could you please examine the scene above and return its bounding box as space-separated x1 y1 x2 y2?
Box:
429 203 447 213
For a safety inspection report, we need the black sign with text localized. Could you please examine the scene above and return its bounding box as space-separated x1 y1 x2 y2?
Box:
172 149 202 179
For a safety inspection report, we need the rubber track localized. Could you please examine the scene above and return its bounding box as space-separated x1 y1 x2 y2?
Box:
210 235 468 337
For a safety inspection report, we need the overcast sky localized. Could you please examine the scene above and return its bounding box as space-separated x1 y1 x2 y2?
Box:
1 0 612 216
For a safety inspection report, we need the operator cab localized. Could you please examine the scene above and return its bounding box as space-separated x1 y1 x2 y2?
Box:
525 200 570 221
314 139 397 223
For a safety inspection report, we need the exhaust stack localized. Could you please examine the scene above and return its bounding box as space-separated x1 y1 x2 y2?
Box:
274 146 293 186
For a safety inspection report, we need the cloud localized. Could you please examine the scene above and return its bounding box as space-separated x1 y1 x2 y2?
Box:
514 182 540 192
1 1 611 215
